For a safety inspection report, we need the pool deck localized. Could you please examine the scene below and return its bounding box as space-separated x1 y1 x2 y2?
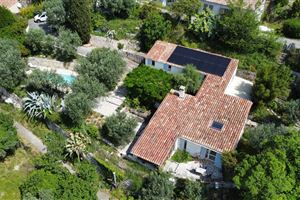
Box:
27 57 78 77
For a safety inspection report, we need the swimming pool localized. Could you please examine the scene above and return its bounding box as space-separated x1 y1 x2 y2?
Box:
60 74 76 84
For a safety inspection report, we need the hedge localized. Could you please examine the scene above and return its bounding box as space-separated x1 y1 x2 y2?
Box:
282 19 300 39
0 6 15 29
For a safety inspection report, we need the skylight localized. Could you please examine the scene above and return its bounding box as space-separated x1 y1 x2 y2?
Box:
211 121 224 131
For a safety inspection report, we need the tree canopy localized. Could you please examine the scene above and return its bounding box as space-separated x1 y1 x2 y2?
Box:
64 92 92 125
233 131 300 200
0 113 19 160
43 0 66 30
101 112 137 146
75 48 125 91
252 63 292 104
124 65 174 109
140 171 174 200
65 0 91 44
0 6 15 29
138 12 171 51
0 39 26 91
95 0 136 18
171 0 202 21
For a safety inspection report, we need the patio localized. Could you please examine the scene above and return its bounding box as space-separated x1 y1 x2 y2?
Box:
163 159 223 182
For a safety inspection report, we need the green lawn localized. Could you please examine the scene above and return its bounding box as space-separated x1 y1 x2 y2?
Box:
0 148 35 200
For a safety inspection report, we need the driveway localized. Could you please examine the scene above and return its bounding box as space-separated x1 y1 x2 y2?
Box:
14 122 47 154
27 19 52 33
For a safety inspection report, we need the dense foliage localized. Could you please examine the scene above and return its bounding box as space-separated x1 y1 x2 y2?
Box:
189 8 216 40
173 64 204 94
252 63 292 104
171 150 193 163
71 75 106 100
25 28 81 61
233 130 300 199
76 48 125 91
0 39 26 91
0 6 15 29
171 0 202 21
101 112 137 146
20 162 99 200
176 179 203 200
26 69 68 94
139 171 174 200
282 18 300 39
139 12 171 51
280 99 300 125
65 0 91 43
64 92 92 125
124 65 174 109
0 113 19 160
43 0 66 30
95 0 136 18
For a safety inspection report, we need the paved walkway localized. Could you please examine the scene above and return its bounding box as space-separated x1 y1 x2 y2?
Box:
14 122 47 154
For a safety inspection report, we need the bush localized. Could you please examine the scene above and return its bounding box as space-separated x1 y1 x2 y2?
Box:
139 12 171 51
280 99 300 125
0 6 15 29
64 92 92 125
75 48 126 90
0 39 26 91
91 12 107 31
54 28 82 61
0 113 19 160
124 65 174 109
19 3 43 19
25 28 46 54
171 150 193 163
282 19 300 39
26 69 68 94
71 75 107 100
95 0 136 18
253 63 292 104
101 112 137 146
140 171 174 200
43 0 66 30
65 0 91 44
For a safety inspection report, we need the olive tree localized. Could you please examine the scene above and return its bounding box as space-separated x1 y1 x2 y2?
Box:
101 112 137 146
0 39 26 91
43 0 66 30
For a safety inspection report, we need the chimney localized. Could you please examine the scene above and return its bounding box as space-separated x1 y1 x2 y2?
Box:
178 85 186 98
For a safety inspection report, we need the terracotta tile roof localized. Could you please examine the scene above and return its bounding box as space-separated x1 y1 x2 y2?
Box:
0 0 18 8
146 41 177 63
203 0 258 10
131 41 252 166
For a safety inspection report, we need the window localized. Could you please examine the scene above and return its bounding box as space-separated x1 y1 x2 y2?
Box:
205 150 217 161
203 4 208 9
209 5 214 10
152 60 155 66
219 8 228 15
167 65 172 71
204 4 214 10
211 121 224 131
183 140 187 150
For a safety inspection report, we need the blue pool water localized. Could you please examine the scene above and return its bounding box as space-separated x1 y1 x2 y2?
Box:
60 74 76 84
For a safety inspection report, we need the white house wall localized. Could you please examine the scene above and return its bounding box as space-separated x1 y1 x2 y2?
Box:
177 138 222 168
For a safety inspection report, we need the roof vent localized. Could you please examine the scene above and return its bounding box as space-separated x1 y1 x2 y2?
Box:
211 121 224 131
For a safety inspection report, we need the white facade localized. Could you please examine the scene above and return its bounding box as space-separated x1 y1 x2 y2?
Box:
176 138 222 169
145 58 183 74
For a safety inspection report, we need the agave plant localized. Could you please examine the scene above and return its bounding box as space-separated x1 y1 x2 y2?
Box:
65 132 90 161
23 92 56 119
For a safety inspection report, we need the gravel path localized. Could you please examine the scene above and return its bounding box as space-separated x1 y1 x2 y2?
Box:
14 122 47 154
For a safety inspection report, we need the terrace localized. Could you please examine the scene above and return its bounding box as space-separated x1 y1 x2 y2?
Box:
164 159 223 182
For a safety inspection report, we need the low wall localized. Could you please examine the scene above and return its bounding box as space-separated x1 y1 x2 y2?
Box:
121 50 145 64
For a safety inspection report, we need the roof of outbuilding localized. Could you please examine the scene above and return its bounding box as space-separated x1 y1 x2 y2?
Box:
131 41 252 166
0 0 18 8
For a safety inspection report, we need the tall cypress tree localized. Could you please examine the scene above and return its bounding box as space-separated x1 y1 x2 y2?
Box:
65 0 91 44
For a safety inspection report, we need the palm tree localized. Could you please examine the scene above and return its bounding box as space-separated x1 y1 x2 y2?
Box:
23 92 56 119
65 132 90 161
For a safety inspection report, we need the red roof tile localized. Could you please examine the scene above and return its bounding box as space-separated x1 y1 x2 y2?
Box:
0 0 18 8
131 41 252 166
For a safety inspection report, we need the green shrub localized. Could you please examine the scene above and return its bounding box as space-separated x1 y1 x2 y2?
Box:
0 6 15 29
171 150 193 163
91 12 107 31
94 157 125 181
282 19 300 39
0 113 19 160
20 3 43 19
124 65 174 109
101 112 137 146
